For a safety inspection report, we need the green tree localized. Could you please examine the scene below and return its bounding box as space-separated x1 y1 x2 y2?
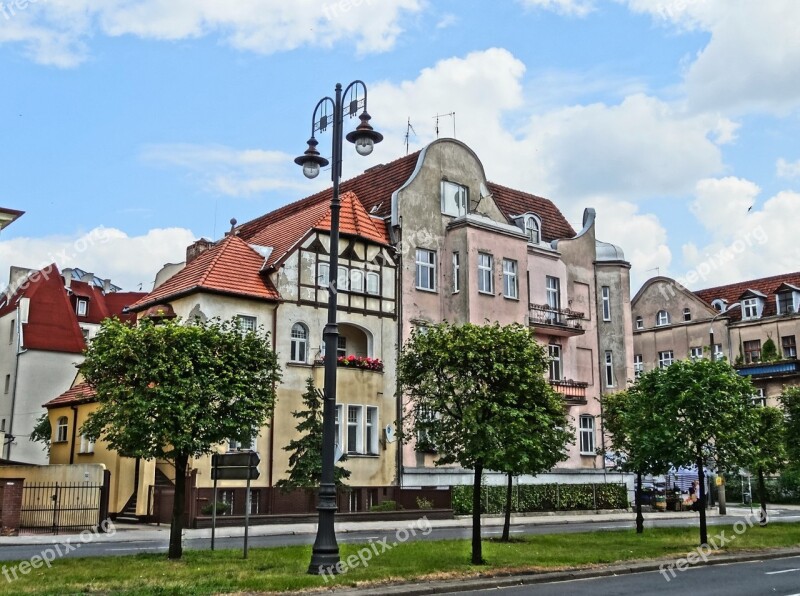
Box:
761 338 779 362
398 322 572 564
636 357 758 545
780 386 800 467
81 316 281 560
604 390 671 533
276 377 350 490
30 412 52 455
747 406 786 524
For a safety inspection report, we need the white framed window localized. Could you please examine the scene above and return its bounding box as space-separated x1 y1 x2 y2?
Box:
366 406 379 455
742 298 760 320
76 299 88 316
634 354 643 378
337 266 349 292
415 249 436 291
751 387 766 407
334 405 343 452
579 415 595 455
452 252 460 293
502 259 518 299
777 292 795 315
337 336 347 358
416 406 438 452
441 180 468 217
366 271 380 295
546 276 561 323
318 262 330 288
713 343 724 361
548 344 562 381
604 351 614 387
290 323 308 363
689 346 704 360
478 253 494 294
55 416 68 443
350 269 365 293
658 350 674 368
526 216 540 244
347 405 364 454
635 316 643 330
683 308 692 322
237 315 257 333
601 286 611 321
744 340 761 364
79 435 95 454
656 310 670 326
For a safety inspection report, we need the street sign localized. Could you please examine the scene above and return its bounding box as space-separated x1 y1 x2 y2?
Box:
212 452 260 468
211 466 260 480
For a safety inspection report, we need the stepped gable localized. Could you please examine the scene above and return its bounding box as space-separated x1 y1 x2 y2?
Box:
694 271 800 322
487 181 576 242
130 235 280 311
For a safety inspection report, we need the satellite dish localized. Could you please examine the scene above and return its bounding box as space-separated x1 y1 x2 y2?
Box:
384 424 397 443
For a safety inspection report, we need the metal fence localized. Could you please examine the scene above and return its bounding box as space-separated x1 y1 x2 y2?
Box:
19 482 107 534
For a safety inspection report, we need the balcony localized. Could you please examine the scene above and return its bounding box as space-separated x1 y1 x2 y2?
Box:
529 304 586 337
549 379 589 405
735 359 800 379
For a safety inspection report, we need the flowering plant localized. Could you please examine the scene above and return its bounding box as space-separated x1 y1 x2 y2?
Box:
337 354 384 372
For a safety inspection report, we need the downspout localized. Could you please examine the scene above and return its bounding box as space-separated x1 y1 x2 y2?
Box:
7 306 23 460
394 222 403 487
69 404 79 464
268 303 278 492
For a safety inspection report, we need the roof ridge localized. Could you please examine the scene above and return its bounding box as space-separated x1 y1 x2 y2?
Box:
696 271 800 295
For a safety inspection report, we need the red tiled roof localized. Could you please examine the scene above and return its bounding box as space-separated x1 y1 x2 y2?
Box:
130 234 280 311
487 182 576 242
694 271 800 322
314 191 389 246
45 382 95 409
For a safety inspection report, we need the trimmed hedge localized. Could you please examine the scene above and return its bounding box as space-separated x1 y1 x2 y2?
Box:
452 483 628 515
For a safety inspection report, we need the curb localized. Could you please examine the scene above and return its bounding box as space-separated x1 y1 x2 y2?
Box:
325 547 800 596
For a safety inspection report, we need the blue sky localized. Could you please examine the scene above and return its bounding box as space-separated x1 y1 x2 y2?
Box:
1 0 799 293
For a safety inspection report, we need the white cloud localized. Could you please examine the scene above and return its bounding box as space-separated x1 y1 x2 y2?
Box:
519 0 596 17
141 143 311 198
0 227 196 292
0 0 422 66
624 0 800 114
777 158 800 179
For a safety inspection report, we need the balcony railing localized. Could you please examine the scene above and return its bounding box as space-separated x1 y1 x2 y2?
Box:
549 379 589 404
529 304 586 335
735 359 799 378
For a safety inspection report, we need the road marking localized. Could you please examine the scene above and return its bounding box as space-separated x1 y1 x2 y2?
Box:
107 547 166 552
765 568 800 575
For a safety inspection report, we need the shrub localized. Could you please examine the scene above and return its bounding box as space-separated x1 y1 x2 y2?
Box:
415 497 434 510
201 501 231 516
370 500 399 512
451 483 627 515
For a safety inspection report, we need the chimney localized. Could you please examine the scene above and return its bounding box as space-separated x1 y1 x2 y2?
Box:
80 272 94 283
103 279 112 293
61 267 73 289
186 238 215 264
8 266 35 293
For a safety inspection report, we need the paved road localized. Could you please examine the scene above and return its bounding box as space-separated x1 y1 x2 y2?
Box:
0 509 797 561
448 555 800 595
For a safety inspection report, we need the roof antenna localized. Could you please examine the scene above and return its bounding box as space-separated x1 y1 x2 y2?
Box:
404 118 417 155
645 266 660 277
433 112 456 139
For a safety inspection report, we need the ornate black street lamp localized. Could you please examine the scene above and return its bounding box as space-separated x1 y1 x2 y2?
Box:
295 81 382 575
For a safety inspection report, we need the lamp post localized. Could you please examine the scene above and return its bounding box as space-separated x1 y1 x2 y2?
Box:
295 81 382 576
708 302 741 516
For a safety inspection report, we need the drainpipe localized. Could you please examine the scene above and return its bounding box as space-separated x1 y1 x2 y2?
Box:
394 224 403 487
7 306 23 461
268 303 278 492
69 404 79 464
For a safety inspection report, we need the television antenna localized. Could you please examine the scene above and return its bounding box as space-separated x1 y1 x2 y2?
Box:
433 112 456 139
404 118 417 155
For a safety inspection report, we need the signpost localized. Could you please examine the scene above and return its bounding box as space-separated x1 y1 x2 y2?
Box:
210 451 260 558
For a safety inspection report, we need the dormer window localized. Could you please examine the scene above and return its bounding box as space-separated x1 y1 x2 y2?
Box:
441 180 468 217
76 299 88 317
525 216 540 244
656 310 670 326
711 299 727 312
741 297 761 320
777 291 794 314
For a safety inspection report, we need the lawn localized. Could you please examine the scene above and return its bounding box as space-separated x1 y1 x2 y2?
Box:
1 522 798 595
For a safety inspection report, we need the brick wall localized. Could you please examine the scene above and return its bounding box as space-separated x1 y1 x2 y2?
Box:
0 478 24 535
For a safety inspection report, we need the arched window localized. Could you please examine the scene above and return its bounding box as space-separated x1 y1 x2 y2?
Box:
656 310 670 326
526 216 540 244
290 323 308 363
56 416 68 442
635 315 643 330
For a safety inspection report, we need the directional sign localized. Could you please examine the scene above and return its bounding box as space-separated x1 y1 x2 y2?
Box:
211 466 260 480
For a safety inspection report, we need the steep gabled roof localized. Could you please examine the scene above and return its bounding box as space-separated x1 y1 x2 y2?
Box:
45 382 95 409
313 191 389 246
487 182 576 241
694 271 800 322
130 234 281 311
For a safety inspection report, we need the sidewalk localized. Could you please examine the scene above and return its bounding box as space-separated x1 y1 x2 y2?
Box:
0 506 731 547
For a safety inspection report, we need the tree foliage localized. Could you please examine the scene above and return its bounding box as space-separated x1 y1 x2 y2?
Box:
398 322 573 564
80 316 281 559
748 406 787 522
29 413 52 455
276 377 350 491
780 386 800 469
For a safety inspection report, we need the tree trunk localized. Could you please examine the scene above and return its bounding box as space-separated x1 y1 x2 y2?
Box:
696 455 707 546
169 453 189 560
757 467 768 526
635 470 644 534
501 472 513 542
471 462 484 565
